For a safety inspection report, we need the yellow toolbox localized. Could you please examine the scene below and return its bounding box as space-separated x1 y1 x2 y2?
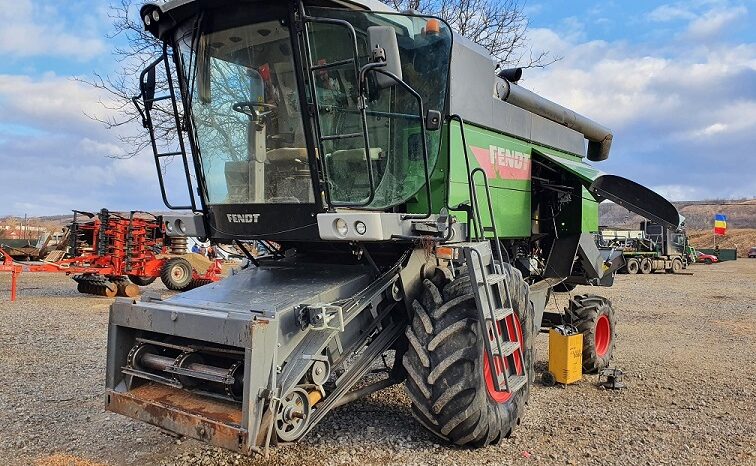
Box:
547 326 583 385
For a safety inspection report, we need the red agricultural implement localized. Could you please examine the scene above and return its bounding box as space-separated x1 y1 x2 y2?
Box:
0 209 229 300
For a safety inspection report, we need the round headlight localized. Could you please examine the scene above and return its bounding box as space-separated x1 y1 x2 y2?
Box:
354 221 367 235
144 14 151 26
334 218 348 237
165 221 173 232
175 219 187 234
152 10 160 22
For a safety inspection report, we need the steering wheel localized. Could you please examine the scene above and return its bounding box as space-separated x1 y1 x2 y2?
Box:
232 101 277 121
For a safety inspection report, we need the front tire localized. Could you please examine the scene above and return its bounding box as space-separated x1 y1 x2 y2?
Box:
626 258 639 274
402 263 534 446
567 295 616 373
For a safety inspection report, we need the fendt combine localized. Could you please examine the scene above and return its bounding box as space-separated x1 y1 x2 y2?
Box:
106 0 681 454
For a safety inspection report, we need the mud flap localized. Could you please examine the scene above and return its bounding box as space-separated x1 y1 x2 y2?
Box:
533 150 682 229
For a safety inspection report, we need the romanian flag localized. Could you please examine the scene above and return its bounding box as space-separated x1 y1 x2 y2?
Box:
714 214 727 236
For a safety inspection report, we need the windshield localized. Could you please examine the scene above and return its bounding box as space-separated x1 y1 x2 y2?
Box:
306 8 452 208
177 9 312 205
175 6 452 210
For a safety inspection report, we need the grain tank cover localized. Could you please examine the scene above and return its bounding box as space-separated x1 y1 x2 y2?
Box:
533 150 682 230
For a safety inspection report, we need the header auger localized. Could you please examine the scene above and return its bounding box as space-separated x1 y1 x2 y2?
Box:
105 0 681 454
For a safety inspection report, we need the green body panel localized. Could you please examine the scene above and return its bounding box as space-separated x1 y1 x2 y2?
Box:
581 187 599 233
446 122 532 238
407 121 598 240
533 148 603 183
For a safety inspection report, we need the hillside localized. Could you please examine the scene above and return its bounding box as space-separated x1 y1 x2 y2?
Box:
600 198 756 230
687 228 756 257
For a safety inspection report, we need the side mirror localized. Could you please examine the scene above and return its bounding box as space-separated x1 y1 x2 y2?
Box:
143 67 156 111
367 26 402 89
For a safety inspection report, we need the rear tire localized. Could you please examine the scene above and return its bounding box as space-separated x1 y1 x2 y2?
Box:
626 259 639 275
128 275 156 286
640 258 652 274
567 295 616 373
160 257 193 291
402 263 534 446
704 258 712 265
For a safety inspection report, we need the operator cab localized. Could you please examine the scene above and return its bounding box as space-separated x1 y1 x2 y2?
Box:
140 0 452 241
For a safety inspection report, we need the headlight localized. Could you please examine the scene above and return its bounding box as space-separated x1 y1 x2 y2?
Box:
335 218 348 237
144 14 151 26
354 221 367 235
165 221 173 232
152 10 160 22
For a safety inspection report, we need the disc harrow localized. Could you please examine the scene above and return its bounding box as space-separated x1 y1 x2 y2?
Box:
73 274 118 297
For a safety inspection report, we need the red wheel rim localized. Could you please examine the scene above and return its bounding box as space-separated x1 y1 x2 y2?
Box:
484 313 524 403
595 314 611 357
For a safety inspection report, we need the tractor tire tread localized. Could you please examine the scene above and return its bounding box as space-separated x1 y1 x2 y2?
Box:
402 262 534 447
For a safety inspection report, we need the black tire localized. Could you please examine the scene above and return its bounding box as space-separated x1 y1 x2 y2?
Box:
704 258 712 265
160 257 193 291
640 258 652 274
567 295 616 373
402 263 534 446
186 278 213 290
671 259 683 274
128 275 156 286
626 258 639 275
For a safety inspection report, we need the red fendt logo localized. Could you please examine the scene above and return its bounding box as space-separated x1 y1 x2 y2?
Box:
470 145 531 180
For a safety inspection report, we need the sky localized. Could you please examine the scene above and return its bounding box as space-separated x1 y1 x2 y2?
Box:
0 0 754 216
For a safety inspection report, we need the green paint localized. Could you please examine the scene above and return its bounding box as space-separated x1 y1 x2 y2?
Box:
407 120 603 240
581 187 599 233
446 121 532 238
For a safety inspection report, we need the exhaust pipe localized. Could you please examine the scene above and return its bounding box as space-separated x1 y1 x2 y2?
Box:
497 71 612 162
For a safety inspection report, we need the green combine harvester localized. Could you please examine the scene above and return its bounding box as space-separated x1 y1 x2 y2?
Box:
105 0 681 453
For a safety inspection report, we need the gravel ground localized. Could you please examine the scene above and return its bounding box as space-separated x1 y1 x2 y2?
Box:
1 260 754 466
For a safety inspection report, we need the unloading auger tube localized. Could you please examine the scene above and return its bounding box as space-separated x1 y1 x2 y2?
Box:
496 70 612 162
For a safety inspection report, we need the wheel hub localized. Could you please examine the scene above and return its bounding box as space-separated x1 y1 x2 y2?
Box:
595 314 611 357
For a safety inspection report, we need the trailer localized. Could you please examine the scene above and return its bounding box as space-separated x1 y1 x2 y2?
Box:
102 0 682 455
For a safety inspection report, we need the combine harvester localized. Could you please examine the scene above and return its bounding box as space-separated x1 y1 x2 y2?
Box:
104 0 682 454
1 209 231 298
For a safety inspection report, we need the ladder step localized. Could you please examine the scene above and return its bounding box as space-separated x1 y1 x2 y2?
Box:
484 273 506 285
489 307 513 320
492 341 520 357
496 373 527 392
501 374 528 393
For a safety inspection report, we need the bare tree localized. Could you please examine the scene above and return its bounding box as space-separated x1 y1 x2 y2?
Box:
381 0 556 68
79 0 169 159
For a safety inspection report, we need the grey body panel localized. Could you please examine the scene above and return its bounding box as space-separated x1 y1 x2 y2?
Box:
167 262 372 315
448 35 586 156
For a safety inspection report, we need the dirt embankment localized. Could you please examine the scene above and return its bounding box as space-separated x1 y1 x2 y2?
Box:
688 228 756 257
